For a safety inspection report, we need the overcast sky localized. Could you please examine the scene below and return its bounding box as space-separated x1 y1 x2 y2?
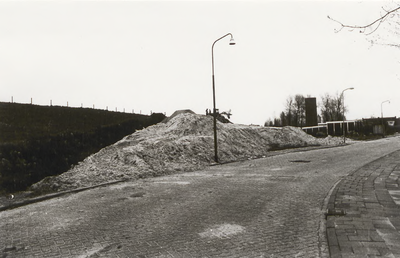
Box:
1 0 400 125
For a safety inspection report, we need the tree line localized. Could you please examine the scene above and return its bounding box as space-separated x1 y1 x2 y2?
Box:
265 92 348 127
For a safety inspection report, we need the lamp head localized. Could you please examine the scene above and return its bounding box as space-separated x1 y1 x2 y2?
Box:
229 38 236 45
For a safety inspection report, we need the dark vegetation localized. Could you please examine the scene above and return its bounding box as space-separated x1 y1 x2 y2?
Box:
0 102 165 194
265 94 399 140
265 93 346 127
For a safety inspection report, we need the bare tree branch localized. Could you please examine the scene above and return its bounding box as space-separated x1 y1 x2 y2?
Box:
328 6 400 34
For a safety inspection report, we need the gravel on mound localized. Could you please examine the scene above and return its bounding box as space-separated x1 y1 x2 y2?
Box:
30 113 344 193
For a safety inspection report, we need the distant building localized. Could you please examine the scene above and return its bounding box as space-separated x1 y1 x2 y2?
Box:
362 117 399 135
305 97 318 127
303 117 400 136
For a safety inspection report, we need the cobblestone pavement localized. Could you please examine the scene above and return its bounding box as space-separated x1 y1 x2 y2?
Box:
327 148 400 258
1 137 399 258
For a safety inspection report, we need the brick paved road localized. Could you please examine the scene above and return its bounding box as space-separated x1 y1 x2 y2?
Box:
1 137 400 257
327 148 400 257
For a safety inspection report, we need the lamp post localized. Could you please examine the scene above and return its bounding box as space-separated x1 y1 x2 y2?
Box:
341 87 354 144
211 33 235 163
381 100 390 137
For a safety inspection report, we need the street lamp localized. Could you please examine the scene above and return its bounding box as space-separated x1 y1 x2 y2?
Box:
381 100 390 137
341 87 354 144
211 33 235 163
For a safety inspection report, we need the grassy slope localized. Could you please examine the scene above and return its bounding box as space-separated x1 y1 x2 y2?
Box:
0 102 151 143
0 102 165 193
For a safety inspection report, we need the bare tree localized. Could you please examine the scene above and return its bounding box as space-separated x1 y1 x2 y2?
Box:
264 119 272 127
280 94 306 127
328 6 400 34
274 117 282 127
293 94 306 127
285 96 294 126
280 111 286 126
320 92 346 122
269 93 347 126
328 4 400 47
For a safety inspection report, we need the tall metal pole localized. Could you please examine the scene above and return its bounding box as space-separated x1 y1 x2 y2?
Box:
341 87 354 144
211 33 235 163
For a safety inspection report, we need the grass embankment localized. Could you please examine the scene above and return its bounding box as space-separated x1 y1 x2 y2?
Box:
0 102 165 193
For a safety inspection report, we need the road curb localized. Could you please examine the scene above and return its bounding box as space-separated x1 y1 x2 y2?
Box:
0 179 126 212
1 145 343 212
319 176 344 258
325 148 400 257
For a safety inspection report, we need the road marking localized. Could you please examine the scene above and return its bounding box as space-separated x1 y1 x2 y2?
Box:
199 224 245 239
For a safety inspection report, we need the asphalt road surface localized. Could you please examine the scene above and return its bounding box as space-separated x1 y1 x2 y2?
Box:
1 136 400 257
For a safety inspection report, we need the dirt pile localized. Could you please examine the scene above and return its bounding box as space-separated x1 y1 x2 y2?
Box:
30 112 343 193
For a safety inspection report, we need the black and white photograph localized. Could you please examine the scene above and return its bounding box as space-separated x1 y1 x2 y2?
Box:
1 0 400 257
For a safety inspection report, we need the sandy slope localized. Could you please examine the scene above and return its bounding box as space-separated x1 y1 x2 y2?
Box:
30 112 344 193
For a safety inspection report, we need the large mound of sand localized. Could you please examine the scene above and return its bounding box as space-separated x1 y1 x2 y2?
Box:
30 112 340 193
